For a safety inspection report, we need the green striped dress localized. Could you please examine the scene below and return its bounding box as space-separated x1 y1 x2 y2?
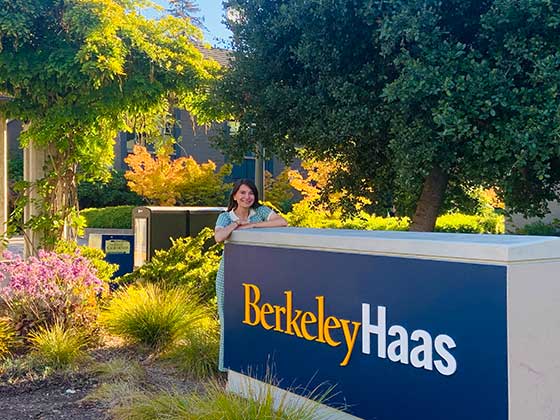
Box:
215 205 274 371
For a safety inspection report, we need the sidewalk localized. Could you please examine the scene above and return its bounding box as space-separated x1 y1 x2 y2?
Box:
6 228 131 256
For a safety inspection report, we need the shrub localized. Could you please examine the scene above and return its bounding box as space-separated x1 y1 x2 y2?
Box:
125 228 222 302
435 213 505 234
286 201 505 234
124 144 232 206
81 205 134 229
341 212 410 231
55 240 118 283
78 170 144 209
285 202 344 229
100 283 209 350
515 219 560 236
0 319 19 359
0 250 108 338
28 322 89 369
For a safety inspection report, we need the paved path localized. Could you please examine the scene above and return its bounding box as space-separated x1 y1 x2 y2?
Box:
6 236 24 256
6 229 129 256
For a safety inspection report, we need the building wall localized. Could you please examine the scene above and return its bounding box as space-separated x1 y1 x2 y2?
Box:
114 109 288 182
178 110 227 168
506 201 560 232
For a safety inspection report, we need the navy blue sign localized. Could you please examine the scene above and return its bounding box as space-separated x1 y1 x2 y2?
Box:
223 244 508 420
100 234 134 278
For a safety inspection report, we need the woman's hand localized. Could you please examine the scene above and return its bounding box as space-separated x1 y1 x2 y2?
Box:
236 222 255 230
214 221 240 243
238 213 288 229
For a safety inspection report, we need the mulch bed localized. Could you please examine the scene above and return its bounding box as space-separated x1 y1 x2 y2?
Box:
0 371 108 420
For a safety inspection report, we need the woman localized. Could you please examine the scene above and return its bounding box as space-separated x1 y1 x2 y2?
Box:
214 179 288 371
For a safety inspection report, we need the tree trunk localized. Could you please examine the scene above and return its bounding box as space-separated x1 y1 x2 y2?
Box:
409 166 449 232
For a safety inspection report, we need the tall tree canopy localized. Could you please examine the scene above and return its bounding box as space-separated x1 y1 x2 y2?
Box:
218 0 560 231
0 0 220 246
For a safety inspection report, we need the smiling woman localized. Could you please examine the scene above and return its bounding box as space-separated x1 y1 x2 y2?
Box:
214 179 288 371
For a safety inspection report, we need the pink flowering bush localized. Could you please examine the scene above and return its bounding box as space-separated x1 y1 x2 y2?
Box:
0 249 109 339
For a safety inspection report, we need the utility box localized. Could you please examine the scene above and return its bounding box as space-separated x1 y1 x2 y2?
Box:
132 206 225 268
88 233 134 279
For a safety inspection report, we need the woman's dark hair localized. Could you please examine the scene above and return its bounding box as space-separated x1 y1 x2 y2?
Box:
227 179 260 211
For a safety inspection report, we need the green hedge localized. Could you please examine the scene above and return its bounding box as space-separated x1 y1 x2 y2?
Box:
286 204 505 234
81 205 134 229
515 219 560 236
82 204 505 234
434 213 504 234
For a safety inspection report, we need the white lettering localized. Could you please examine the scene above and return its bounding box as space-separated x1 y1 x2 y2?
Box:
361 304 386 358
387 325 409 364
410 329 433 371
361 304 457 377
434 334 457 376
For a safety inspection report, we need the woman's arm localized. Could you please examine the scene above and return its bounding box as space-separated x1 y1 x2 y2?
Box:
237 212 288 229
214 221 239 243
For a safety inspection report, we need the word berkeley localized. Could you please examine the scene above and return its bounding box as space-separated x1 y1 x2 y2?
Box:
242 283 457 376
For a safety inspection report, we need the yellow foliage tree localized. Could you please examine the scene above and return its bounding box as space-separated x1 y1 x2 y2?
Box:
288 159 344 209
264 168 294 212
124 145 231 206
287 157 372 226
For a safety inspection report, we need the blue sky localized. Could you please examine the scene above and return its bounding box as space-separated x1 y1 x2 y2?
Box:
153 0 232 47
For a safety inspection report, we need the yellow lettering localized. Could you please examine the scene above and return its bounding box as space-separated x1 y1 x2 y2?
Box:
260 303 275 330
242 283 261 326
285 291 303 337
324 316 342 347
301 311 318 340
243 286 360 367
339 319 362 366
316 296 326 343
274 305 286 332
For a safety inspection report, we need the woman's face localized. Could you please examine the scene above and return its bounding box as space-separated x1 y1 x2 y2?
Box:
234 184 255 209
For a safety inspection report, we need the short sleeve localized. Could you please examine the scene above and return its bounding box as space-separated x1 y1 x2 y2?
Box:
215 212 231 228
256 205 274 221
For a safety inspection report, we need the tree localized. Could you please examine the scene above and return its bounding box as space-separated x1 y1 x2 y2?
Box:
0 0 220 247
124 145 231 206
264 168 294 212
218 0 560 231
287 156 371 214
167 0 203 27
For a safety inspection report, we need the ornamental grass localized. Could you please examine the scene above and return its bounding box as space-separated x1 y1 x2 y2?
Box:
100 283 209 351
110 378 333 420
0 318 19 359
28 321 90 369
162 315 220 379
